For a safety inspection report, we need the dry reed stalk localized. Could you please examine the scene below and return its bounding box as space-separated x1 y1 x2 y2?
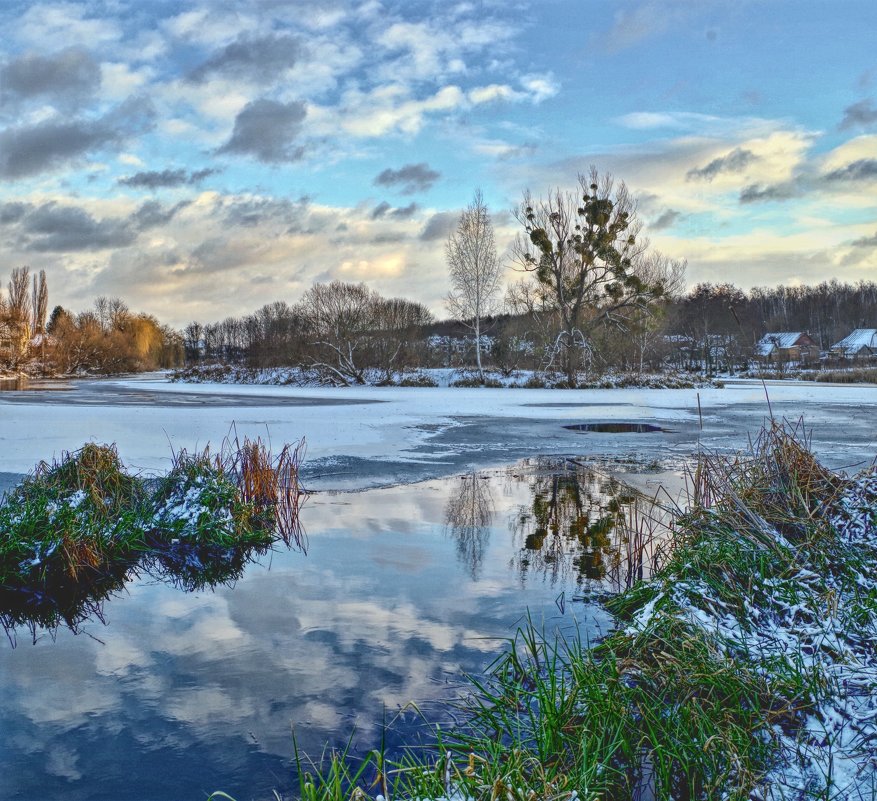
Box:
219 431 307 548
612 494 671 589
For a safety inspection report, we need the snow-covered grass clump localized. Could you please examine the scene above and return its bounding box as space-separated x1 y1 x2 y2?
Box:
0 443 147 589
612 424 877 799
151 456 244 544
0 438 305 637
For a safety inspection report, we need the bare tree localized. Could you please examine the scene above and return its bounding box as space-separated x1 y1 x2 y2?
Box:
108 297 130 331
446 189 502 381
297 281 377 385
627 253 686 373
31 270 49 336
512 167 665 385
184 322 204 362
94 295 110 332
370 296 433 381
7 266 31 323
6 267 32 365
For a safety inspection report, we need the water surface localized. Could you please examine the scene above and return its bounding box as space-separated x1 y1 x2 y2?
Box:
0 459 666 801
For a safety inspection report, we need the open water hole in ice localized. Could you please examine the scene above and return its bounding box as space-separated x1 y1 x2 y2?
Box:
0 458 669 801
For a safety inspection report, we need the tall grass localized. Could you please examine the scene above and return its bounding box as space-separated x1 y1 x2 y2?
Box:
0 444 147 586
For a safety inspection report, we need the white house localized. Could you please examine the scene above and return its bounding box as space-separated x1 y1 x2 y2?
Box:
830 329 877 359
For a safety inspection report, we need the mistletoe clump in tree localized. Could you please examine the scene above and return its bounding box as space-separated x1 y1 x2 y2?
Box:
512 166 667 385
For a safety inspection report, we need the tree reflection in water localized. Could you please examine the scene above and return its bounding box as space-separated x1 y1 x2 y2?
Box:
444 472 494 579
1 542 275 646
509 458 667 593
5 460 668 644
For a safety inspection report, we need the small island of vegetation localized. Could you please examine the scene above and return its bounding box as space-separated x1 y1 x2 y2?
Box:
0 436 304 643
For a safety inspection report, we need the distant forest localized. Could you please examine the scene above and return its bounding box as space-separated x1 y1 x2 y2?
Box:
181 279 877 379
3 264 877 379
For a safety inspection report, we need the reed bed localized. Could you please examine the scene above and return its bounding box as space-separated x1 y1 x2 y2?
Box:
0 436 306 639
248 422 877 801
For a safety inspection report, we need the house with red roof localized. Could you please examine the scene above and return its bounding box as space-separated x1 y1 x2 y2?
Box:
755 332 819 365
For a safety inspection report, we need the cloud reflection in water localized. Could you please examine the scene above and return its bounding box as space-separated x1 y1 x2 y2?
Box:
0 459 667 799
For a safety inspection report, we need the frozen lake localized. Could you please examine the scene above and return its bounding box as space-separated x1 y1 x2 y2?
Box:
1 374 875 494
1 376 875 799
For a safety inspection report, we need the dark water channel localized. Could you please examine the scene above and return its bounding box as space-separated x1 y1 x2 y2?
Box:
0 459 668 801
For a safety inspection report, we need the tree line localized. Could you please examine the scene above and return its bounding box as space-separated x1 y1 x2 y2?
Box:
5 168 875 381
661 281 877 373
183 167 877 383
180 275 877 381
0 266 183 374
183 283 433 384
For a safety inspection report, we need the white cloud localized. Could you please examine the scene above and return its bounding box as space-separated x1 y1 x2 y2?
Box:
163 7 258 46
118 153 145 167
373 17 518 84
616 111 723 131
101 62 155 100
282 37 365 98
520 74 559 103
161 77 254 125
16 2 122 48
469 84 518 104
819 134 877 173
467 75 558 106
339 85 466 137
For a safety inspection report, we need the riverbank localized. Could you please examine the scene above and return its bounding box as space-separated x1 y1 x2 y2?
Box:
169 364 723 390
282 423 877 801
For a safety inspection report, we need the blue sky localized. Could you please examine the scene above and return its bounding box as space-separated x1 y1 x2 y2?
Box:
1 0 876 326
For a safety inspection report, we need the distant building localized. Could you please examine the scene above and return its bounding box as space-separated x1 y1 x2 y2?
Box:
755 332 819 364
830 329 877 360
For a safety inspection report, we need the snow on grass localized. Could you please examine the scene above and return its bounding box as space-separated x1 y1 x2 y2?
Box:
170 363 721 390
0 438 305 616
617 430 877 799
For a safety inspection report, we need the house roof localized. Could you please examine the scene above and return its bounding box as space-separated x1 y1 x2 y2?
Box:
831 328 877 354
755 332 809 356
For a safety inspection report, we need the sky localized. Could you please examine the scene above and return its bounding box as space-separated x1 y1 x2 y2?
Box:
1 0 876 328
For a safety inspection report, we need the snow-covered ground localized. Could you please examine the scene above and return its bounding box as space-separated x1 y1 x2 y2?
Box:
1 374 875 490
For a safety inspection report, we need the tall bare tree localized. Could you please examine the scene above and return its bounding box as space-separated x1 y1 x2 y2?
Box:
32 270 49 336
446 189 502 381
8 266 31 323
512 167 665 385
6 266 32 365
